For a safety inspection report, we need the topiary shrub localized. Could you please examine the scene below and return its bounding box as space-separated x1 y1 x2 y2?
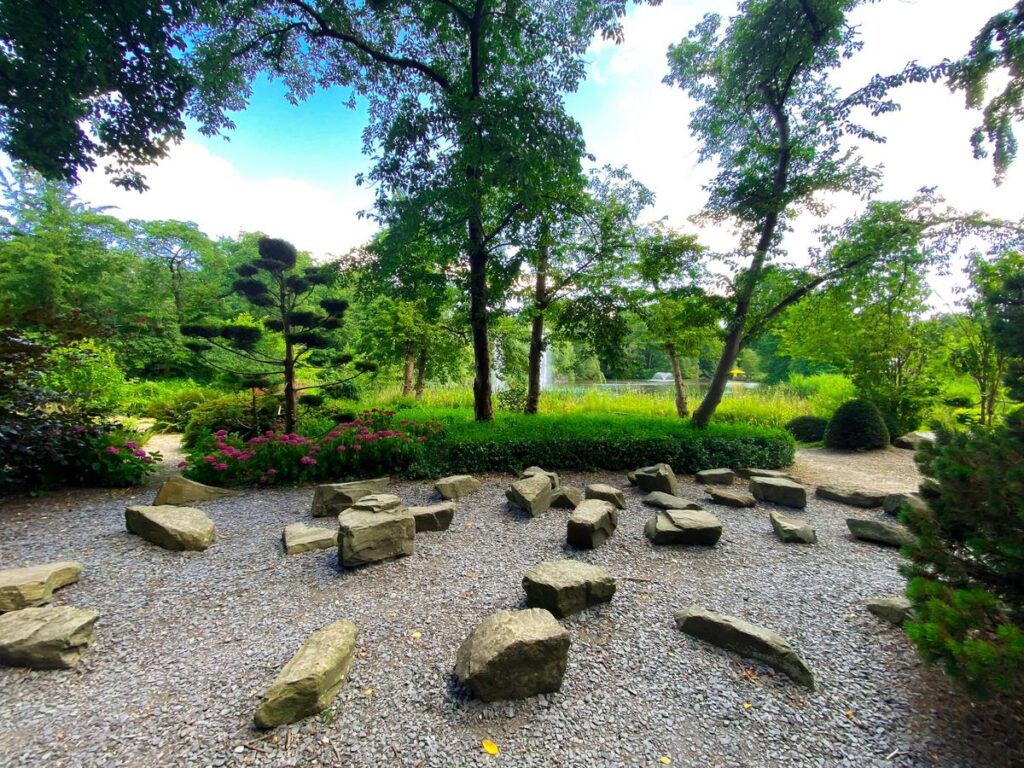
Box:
784 415 828 442
823 398 890 450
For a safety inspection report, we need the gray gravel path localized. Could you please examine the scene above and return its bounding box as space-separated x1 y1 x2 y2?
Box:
1 472 1021 768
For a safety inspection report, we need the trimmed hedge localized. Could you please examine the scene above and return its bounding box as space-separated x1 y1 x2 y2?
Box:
785 415 828 443
824 399 890 450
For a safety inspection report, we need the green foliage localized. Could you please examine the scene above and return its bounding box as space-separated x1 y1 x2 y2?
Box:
824 398 890 450
496 385 527 413
785 415 829 443
182 392 280 447
43 339 127 413
137 382 227 432
785 373 856 416
78 430 161 487
902 420 1024 696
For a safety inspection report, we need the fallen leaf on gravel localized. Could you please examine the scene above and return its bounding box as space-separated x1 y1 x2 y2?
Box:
844 709 856 720
411 631 422 639
363 687 373 696
742 667 759 681
659 757 672 765
482 739 500 755
742 702 752 710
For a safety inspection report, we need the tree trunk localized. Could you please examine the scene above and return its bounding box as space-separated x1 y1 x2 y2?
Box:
666 342 689 418
414 347 428 400
468 220 493 421
283 341 296 434
525 243 549 415
402 340 415 397
170 263 184 324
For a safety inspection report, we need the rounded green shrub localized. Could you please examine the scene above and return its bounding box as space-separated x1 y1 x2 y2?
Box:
824 398 890 450
183 393 280 447
784 415 828 442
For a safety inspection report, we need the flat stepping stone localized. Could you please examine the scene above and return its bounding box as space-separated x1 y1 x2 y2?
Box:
894 431 935 450
408 502 456 532
283 523 337 555
735 467 797 481
566 500 618 549
311 478 389 517
847 518 914 548
644 509 722 546
675 605 815 689
585 483 626 510
254 619 358 728
866 596 914 625
350 493 402 513
626 470 638 485
0 561 83 612
337 509 414 567
125 505 215 551
550 486 583 509
750 477 807 509
520 466 559 490
816 485 885 508
153 476 238 506
704 487 756 508
632 463 678 495
506 474 552 517
883 492 928 516
455 608 569 701
695 468 734 486
642 491 702 510
0 606 98 669
434 474 482 500
770 511 817 544
522 560 616 618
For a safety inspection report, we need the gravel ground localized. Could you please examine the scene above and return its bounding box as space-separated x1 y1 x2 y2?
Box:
789 447 922 495
1 467 1021 768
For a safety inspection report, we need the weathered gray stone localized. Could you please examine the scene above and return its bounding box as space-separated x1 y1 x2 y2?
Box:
866 596 914 626
311 478 390 517
642 491 702 511
735 467 796 481
626 471 638 486
750 477 807 509
283 523 337 555
337 509 414 567
408 502 456 532
454 609 570 701
704 487 757 508
883 492 929 517
0 606 98 669
816 485 886 508
0 561 83 612
153 475 238 506
632 463 678 495
520 466 559 490
674 605 815 689
506 474 552 517
522 560 616 618
566 499 618 550
644 509 722 546
435 474 482 500
770 511 817 544
585 483 626 510
350 493 403 513
695 468 734 486
847 517 915 548
894 431 935 450
550 486 583 509
125 505 215 551
254 619 358 728
919 477 942 500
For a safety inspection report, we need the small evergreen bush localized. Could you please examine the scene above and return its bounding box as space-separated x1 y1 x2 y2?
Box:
823 398 890 450
784 415 828 442
182 393 280 447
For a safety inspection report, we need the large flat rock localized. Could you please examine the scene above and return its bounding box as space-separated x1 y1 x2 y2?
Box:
644 509 722 546
674 605 815 689
153 476 237 506
506 474 552 517
883 492 928 517
254 619 358 728
770 511 817 544
750 477 807 509
632 463 678 495
735 468 796 481
350 493 403 513
695 468 734 486
566 499 618 550
0 606 98 669
816 485 885 508
434 474 482 500
550 486 583 509
642 491 702 510
0 561 83 612
125 505 215 551
283 523 337 555
311 478 390 517
847 518 915 548
522 560 616 618
408 502 456 532
337 509 414 567
585 483 626 510
520 466 559 490
704 487 756 508
866 596 914 626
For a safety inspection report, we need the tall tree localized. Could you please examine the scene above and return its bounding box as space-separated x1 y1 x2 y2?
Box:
130 219 217 323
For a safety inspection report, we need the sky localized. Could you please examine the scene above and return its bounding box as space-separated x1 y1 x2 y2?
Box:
75 0 1023 307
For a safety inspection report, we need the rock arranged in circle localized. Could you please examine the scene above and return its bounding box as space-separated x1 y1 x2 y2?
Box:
350 493 403 513
641 491 702 510
847 517 914 548
522 560 616 618
506 474 552 517
566 499 618 549
770 511 817 544
695 468 734 486
734 467 796 481
455 608 570 702
882 492 928 517
0 561 83 612
866 596 914 626
893 431 935 450
644 509 722 546
749 476 807 509
408 502 456 533
153 475 238 506
282 522 337 555
311 478 390 517
631 463 678 495
519 466 559 490
434 474 482 500
704 487 757 508
125 505 215 551
815 485 886 509
550 485 583 509
254 619 358 728
337 507 414 567
585 483 626 510
0 606 99 669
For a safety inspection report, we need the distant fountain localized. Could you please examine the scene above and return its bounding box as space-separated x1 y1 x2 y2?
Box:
539 344 554 390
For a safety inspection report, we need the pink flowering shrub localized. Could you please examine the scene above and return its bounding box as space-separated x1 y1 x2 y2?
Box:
181 409 442 486
79 431 162 487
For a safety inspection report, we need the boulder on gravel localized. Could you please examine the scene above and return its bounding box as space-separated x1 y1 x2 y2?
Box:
866 596 914 626
283 523 337 555
585 483 626 510
695 468 734 486
641 491 702 510
704 487 756 508
626 471 637 485
408 502 456 533
337 509 414 567
455 608 570 702
632 463 678 495
522 560 616 618
520 466 559 490
506 474 552 517
153 476 238 506
311 478 389 517
770 511 817 544
254 619 358 728
894 431 935 450
815 485 886 508
435 474 482 500
550 486 583 509
883 492 928 517
0 606 98 669
847 518 915 548
0 561 83 612
674 605 815 689
735 468 796 481
350 493 403 513
125 505 215 551
750 477 807 509
566 499 618 550
644 509 722 546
